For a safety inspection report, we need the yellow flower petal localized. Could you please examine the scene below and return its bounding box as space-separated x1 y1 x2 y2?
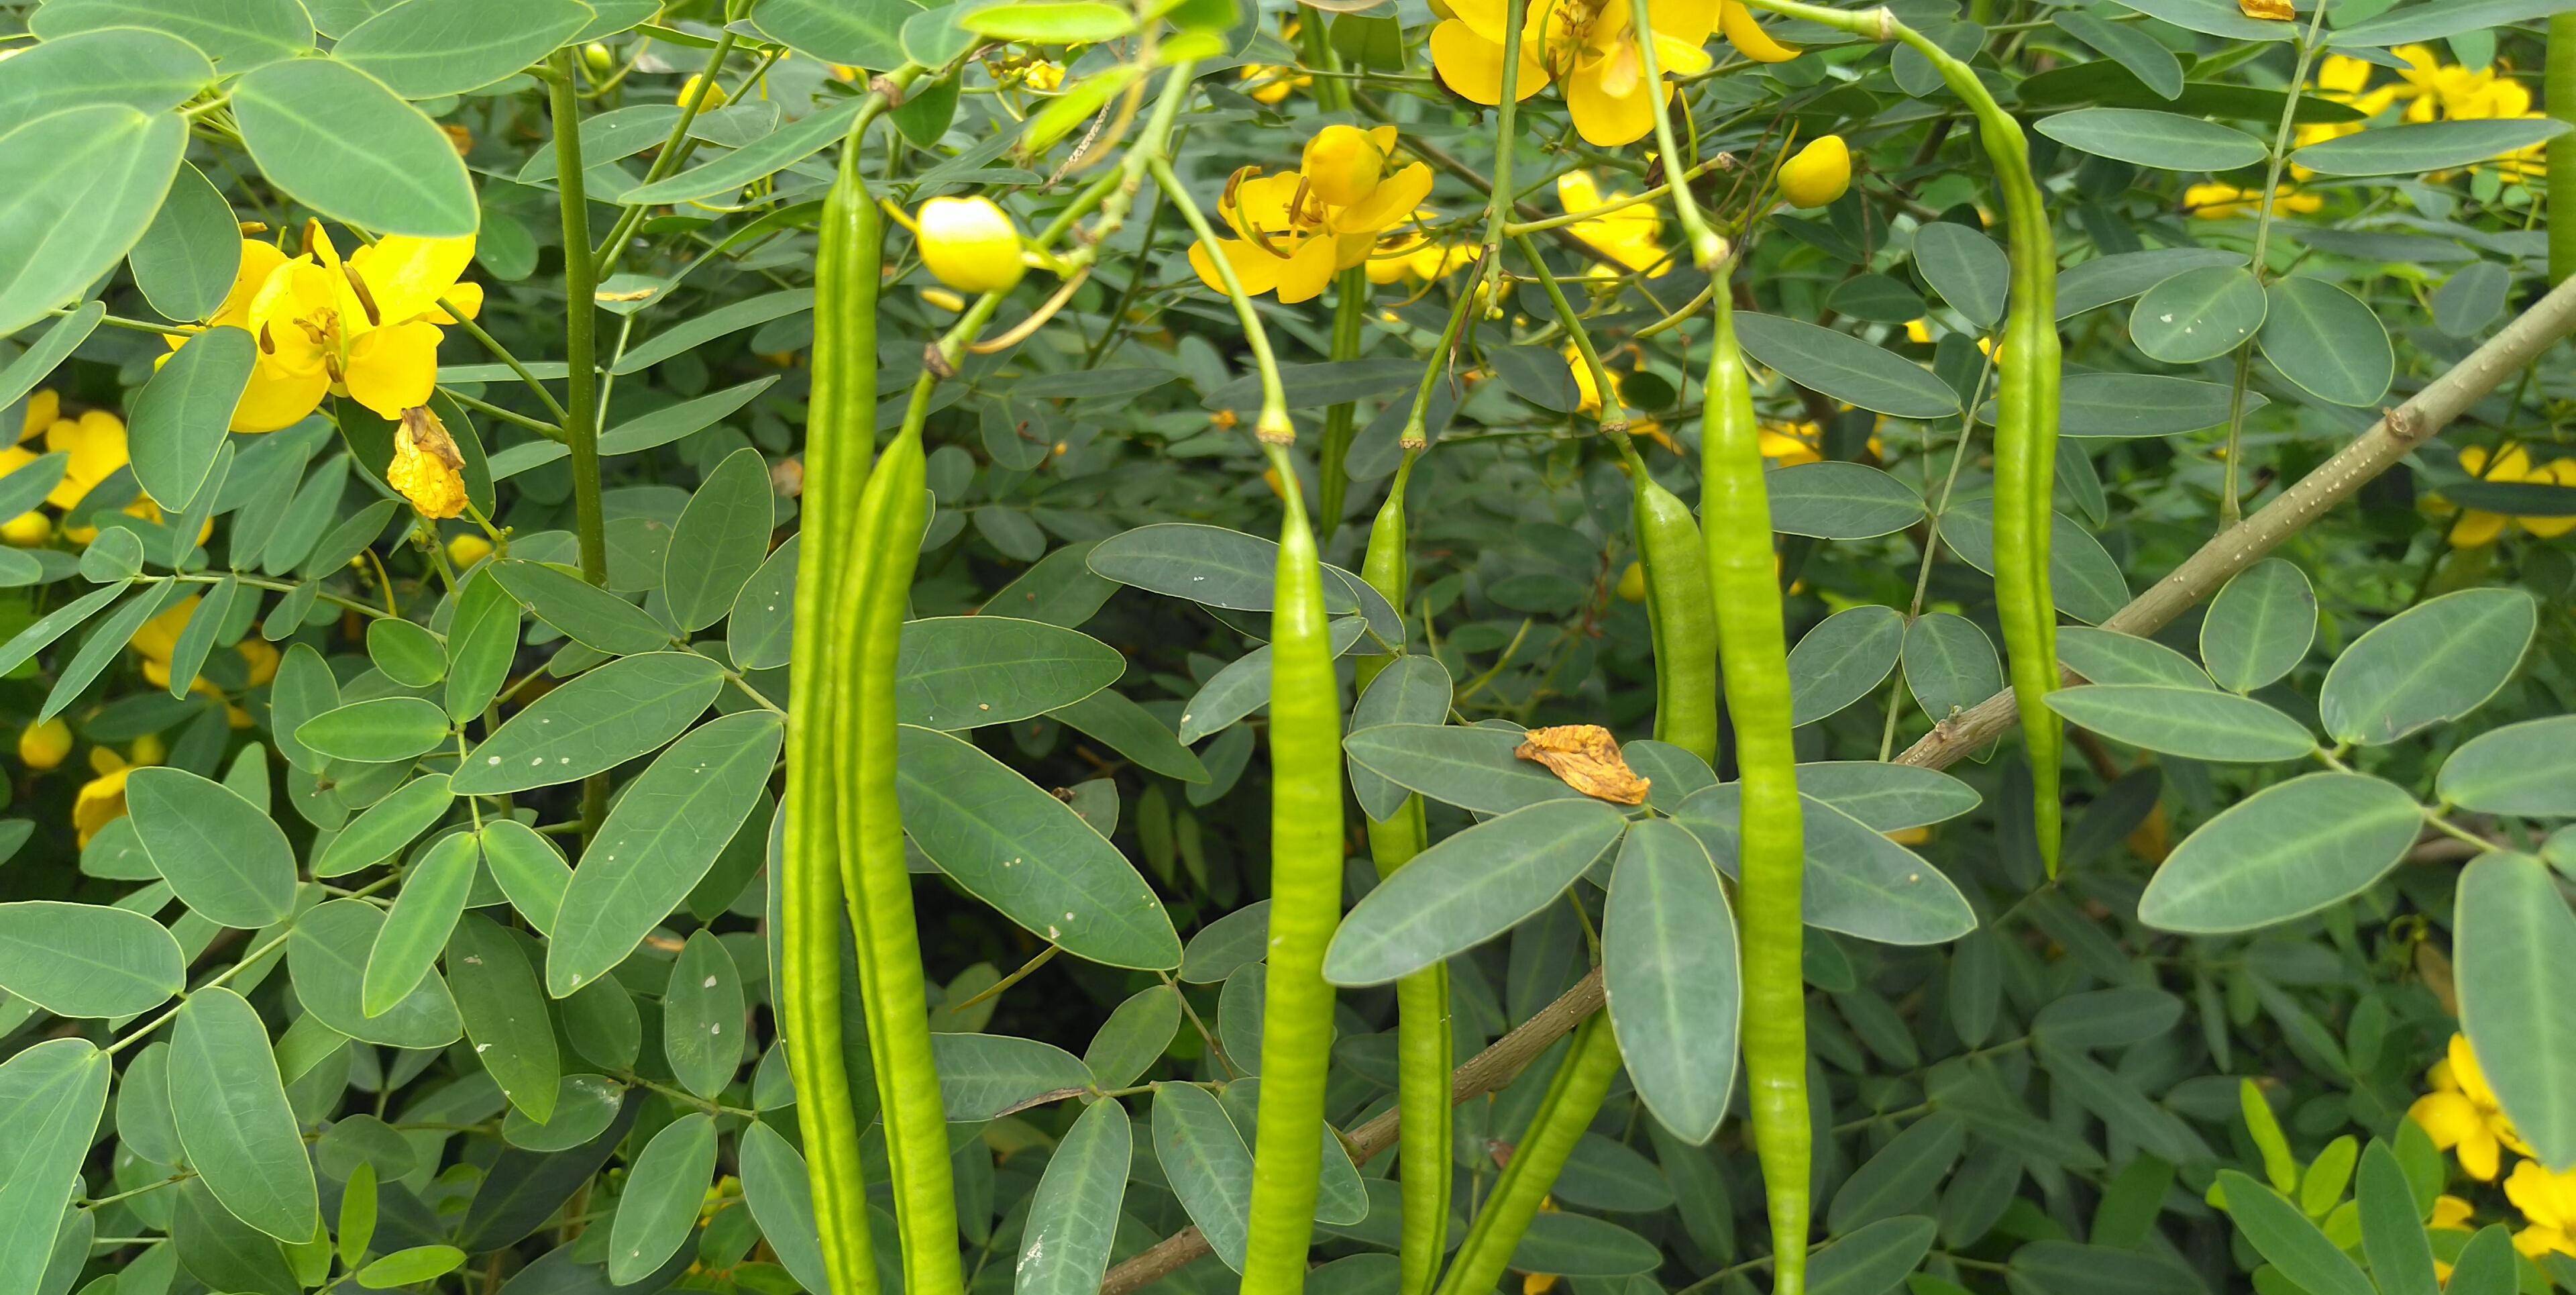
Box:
1431 19 1550 104
342 321 444 421
388 405 469 520
1333 162 1435 234
1566 56 1662 146
230 360 331 433
1189 239 1285 297
74 764 132 847
347 234 477 325
1274 234 1343 303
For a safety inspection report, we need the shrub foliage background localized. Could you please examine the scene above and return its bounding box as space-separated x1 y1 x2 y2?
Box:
0 1 2572 1294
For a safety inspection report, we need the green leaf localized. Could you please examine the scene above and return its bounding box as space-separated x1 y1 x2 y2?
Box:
608 1112 718 1284
662 931 743 1099
34 0 313 68
500 1074 627 1151
1604 819 1739 1144
0 1039 109 1295
333 0 594 97
2036 107 2267 170
1176 617 1368 741
1937 501 2129 625
1346 655 1452 819
1911 221 2008 328
600 375 783 456
753 0 921 71
2320 588 2534 746
1675 788 1977 945
2260 278 2394 407
489 559 674 654
1018 1097 1132 1295
453 652 722 794
231 57 478 237
2056 625 2214 689
2137 772 2423 933
895 725 1182 970
961 1 1136 42
317 773 458 878
2332 0 2576 46
294 696 452 763
0 900 184 1018
164 577 238 701
445 913 561 1123
610 289 814 375
625 97 868 207
480 817 572 934
662 447 774 632
546 713 785 996
1325 798 1629 986
1807 1216 1939 1295
0 105 186 342
338 1161 376 1270
726 532 798 671
2434 260 2512 338
1788 605 1904 726
1215 1077 1367 1225
1994 372 2258 439
2455 853 2576 1169
1053 688 1210 785
1511 1213 1663 1277
2201 559 2316 692
1084 984 1181 1089
2051 11 2182 98
1152 1081 1256 1272
1344 723 1595 816
1794 762 1982 831
290 898 466 1048
738 1121 831 1295
2216 1171 2373 1295
930 1032 1093 1119
368 617 445 688
129 160 238 322
1902 613 2002 724
1733 313 1961 419
127 766 297 927
2438 715 2576 817
0 27 211 135
1087 523 1376 625
356 1245 466 1289
2291 119 2571 176
2104 0 2294 38
172 987 321 1243
1767 462 1926 540
2044 684 2314 762
0 316 102 425
2357 1142 2437 1295
2031 987 2184 1051
897 617 1125 729
364 831 478 1017
2131 264 2266 364
2057 247 2247 319
1831 1114 1966 1233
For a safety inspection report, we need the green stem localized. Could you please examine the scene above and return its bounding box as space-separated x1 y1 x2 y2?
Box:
1628 0 1723 265
549 49 611 843
592 27 741 280
2216 0 2330 529
2549 14 2576 284
1430 1017 1625 1295
1480 0 1530 296
1318 267 1371 530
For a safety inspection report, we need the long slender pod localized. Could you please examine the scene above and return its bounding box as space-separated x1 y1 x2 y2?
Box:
1634 477 1721 766
1738 0 2061 872
1705 282 1811 1295
1429 1016 1625 1295
1240 434 1348 1295
782 140 884 1295
839 386 966 1295
1358 454 1452 1295
2553 14 2576 284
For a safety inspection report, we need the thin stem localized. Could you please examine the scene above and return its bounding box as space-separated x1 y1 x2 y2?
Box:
592 27 741 279
1881 340 1998 759
1628 0 1721 265
1152 152 1291 441
550 48 611 846
2217 0 2332 529
445 308 570 424
1480 0 1529 292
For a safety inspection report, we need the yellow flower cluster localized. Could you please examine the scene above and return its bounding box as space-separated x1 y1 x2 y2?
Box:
1427 0 1794 147
176 223 481 433
2408 1035 2576 1259
2445 444 2576 548
1189 126 1434 303
0 390 209 546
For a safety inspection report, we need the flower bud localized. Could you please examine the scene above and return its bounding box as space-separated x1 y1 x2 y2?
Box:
390 406 469 520
1778 134 1851 209
582 42 613 76
679 74 728 111
17 717 68 771
916 197 1028 295
1301 125 1386 208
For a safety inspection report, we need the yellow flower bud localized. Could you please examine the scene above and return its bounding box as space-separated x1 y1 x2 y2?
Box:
1 511 49 546
17 717 70 771
1301 125 1387 208
129 732 166 767
1616 560 1647 604
1778 135 1851 209
446 532 494 568
916 197 1027 295
920 288 967 313
389 406 470 520
679 74 728 111
582 41 613 76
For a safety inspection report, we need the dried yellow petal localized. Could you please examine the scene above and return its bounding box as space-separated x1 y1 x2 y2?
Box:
389 405 468 520
1513 724 1650 806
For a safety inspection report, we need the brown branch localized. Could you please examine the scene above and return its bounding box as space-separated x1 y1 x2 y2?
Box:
1896 270 2576 773
1099 970 1608 1295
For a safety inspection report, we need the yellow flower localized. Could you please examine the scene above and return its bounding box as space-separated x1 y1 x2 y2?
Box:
2410 1033 2530 1182
1718 0 1799 62
1904 319 1935 345
237 638 280 688
679 73 728 111
0 439 52 542
1779 134 1852 208
2433 1194 2477 1231
1428 0 1720 146
43 409 129 509
1365 223 1477 286
2184 183 2323 219
2383 46 2550 182
916 197 1028 295
1022 61 1065 92
1188 127 1435 304
1616 560 1646 602
179 227 480 431
2507 1161 2576 1258
1557 171 1667 276
17 717 70 771
2448 444 2576 546
388 406 468 520
447 532 495 568
1760 420 1824 466
1238 62 1311 105
74 746 132 847
18 388 56 442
